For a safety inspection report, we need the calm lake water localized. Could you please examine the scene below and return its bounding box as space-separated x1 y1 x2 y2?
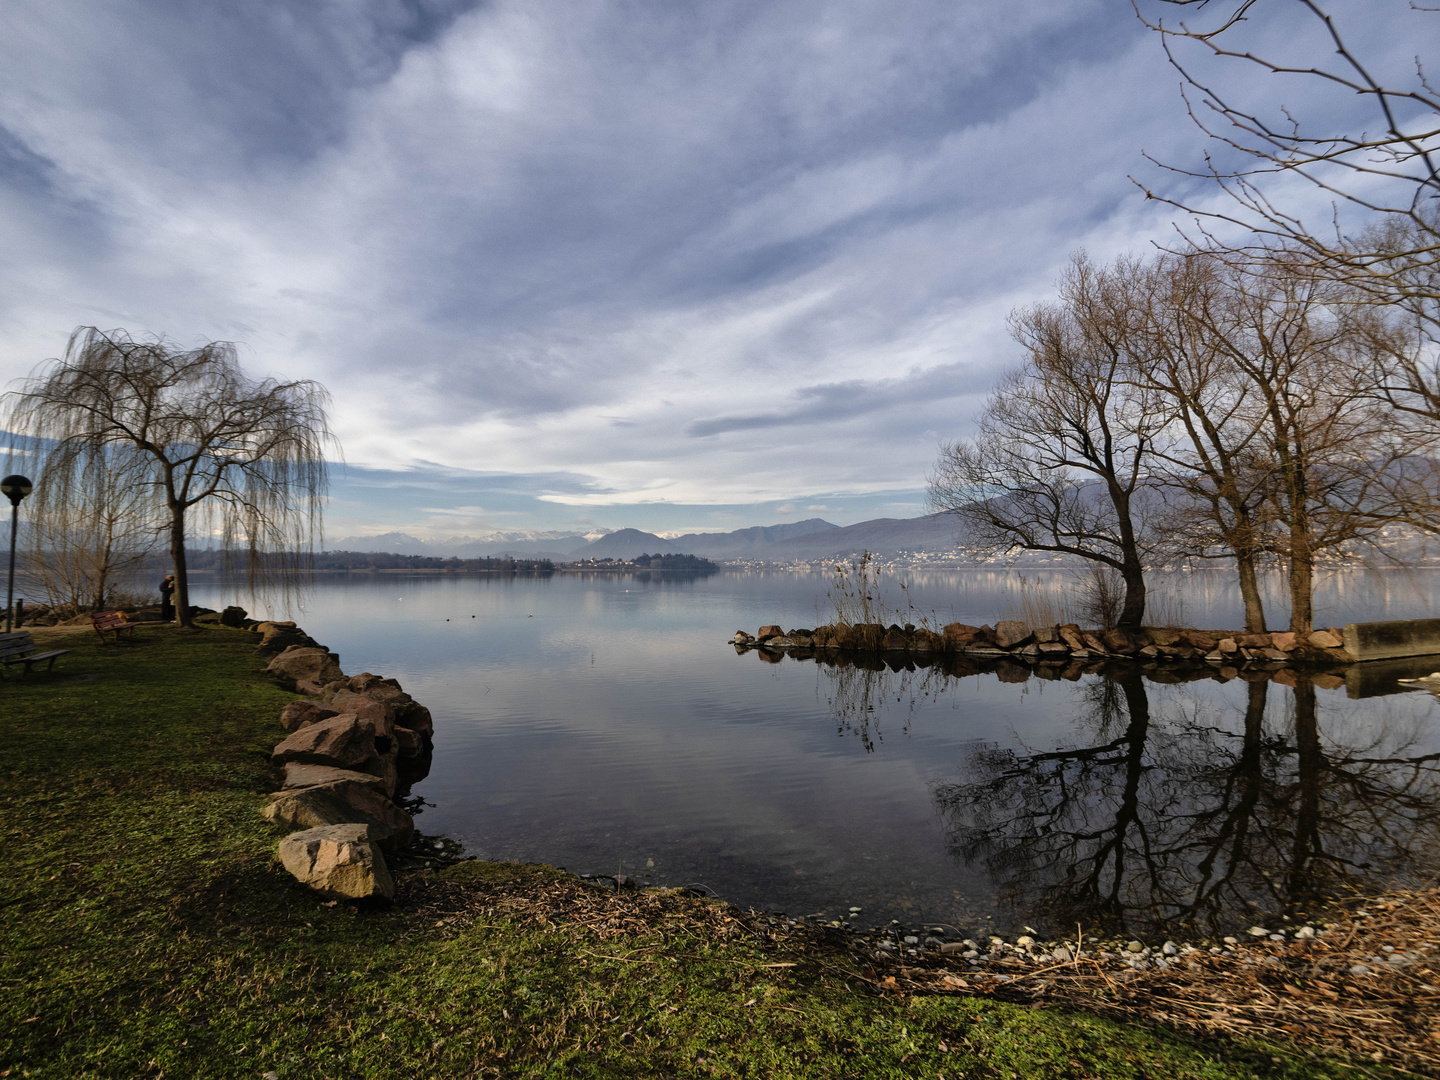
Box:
192 567 1440 939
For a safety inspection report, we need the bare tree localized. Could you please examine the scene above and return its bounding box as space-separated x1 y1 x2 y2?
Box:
1134 1 1440 366
1198 257 1440 636
1126 252 1277 631
3 327 334 627
20 444 159 612
930 255 1169 630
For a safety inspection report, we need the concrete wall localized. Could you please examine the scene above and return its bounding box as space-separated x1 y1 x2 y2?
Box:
1343 618 1440 662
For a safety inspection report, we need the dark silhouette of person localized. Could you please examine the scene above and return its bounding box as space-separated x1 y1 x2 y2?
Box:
159 575 175 622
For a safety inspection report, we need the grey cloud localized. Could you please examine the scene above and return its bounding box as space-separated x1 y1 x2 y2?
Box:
687 362 995 437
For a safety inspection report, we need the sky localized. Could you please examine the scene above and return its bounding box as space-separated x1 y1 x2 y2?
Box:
0 0 1426 540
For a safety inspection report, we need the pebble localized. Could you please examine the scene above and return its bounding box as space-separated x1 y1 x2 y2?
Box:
1161 941 1179 956
1051 946 1072 962
1015 935 1035 947
1223 936 1239 946
1350 964 1373 976
1294 926 1316 939
1247 926 1269 937
1268 934 1285 942
1125 940 1145 953
903 936 919 945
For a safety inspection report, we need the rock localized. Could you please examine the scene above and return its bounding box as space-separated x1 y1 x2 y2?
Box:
267 647 344 688
1138 644 1160 659
732 631 754 644
1081 631 1106 653
1058 624 1086 650
851 623 885 650
789 633 814 647
1259 648 1290 661
1050 946 1072 962
1125 941 1145 953
939 941 966 955
881 629 910 651
1270 631 1297 651
393 726 423 756
263 783 414 850
1162 941 1179 956
1349 963 1372 976
765 636 796 648
1033 626 1057 644
1309 629 1342 648
825 625 854 649
1147 627 1181 646
1037 641 1070 656
277 824 394 901
219 605 248 627
1237 632 1272 649
757 625 784 642
942 623 984 650
907 629 941 651
279 701 340 733
1295 926 1316 939
1101 628 1135 654
272 713 393 770
1247 925 1269 937
993 620 1031 649
282 762 393 794
1217 637 1239 654
1180 629 1218 651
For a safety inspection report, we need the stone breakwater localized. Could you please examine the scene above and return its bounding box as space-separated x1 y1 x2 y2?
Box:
249 617 435 903
734 619 1355 669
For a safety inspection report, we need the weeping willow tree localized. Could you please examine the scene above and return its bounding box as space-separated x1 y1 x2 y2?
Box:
21 442 160 612
3 327 334 627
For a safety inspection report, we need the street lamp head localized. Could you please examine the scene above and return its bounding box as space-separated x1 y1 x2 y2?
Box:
0 475 32 507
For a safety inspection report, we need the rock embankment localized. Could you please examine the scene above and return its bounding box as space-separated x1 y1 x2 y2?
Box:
734 619 1354 669
244 614 434 903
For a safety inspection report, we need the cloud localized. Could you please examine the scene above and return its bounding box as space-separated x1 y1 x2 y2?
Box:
0 0 1418 530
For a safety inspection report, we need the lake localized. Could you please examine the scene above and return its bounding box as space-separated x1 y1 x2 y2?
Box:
191 566 1440 940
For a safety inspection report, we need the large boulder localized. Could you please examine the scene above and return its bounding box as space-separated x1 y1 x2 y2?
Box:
1310 629 1343 649
1102 628 1137 654
941 623 984 650
220 605 248 627
272 713 393 770
263 783 414 850
267 646 344 691
325 685 434 740
851 623 885 651
279 700 340 733
908 629 943 652
993 621 1031 649
277 824 394 901
1058 624 1086 651
1270 631 1298 652
1180 629 1218 651
881 628 911 651
757 625 784 642
282 762 393 794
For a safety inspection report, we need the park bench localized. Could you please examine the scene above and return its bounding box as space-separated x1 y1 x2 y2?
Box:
91 610 138 643
0 631 70 675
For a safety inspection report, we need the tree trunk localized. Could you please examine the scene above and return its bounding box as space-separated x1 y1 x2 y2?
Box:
1287 538 1314 638
1235 550 1267 633
169 504 193 628
1117 557 1147 630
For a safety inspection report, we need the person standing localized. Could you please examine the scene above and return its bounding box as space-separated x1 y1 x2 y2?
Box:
159 574 175 623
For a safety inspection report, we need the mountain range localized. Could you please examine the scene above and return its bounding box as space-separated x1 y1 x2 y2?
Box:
329 514 969 562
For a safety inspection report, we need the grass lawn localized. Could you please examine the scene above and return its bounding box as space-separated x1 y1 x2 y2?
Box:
0 624 1389 1079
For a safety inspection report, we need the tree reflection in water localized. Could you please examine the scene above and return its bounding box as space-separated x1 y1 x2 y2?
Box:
927 670 1440 938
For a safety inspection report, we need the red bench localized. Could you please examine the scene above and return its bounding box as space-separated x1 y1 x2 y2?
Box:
92 610 138 643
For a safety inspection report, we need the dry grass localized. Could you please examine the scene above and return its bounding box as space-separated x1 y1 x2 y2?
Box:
877 888 1440 1077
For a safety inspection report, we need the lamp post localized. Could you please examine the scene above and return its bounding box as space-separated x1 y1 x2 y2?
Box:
2 475 33 633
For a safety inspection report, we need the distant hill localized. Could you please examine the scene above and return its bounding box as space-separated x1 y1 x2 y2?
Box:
328 515 964 563
761 515 965 560
565 518 839 560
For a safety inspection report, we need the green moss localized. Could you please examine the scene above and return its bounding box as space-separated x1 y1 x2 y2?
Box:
0 626 1385 1078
